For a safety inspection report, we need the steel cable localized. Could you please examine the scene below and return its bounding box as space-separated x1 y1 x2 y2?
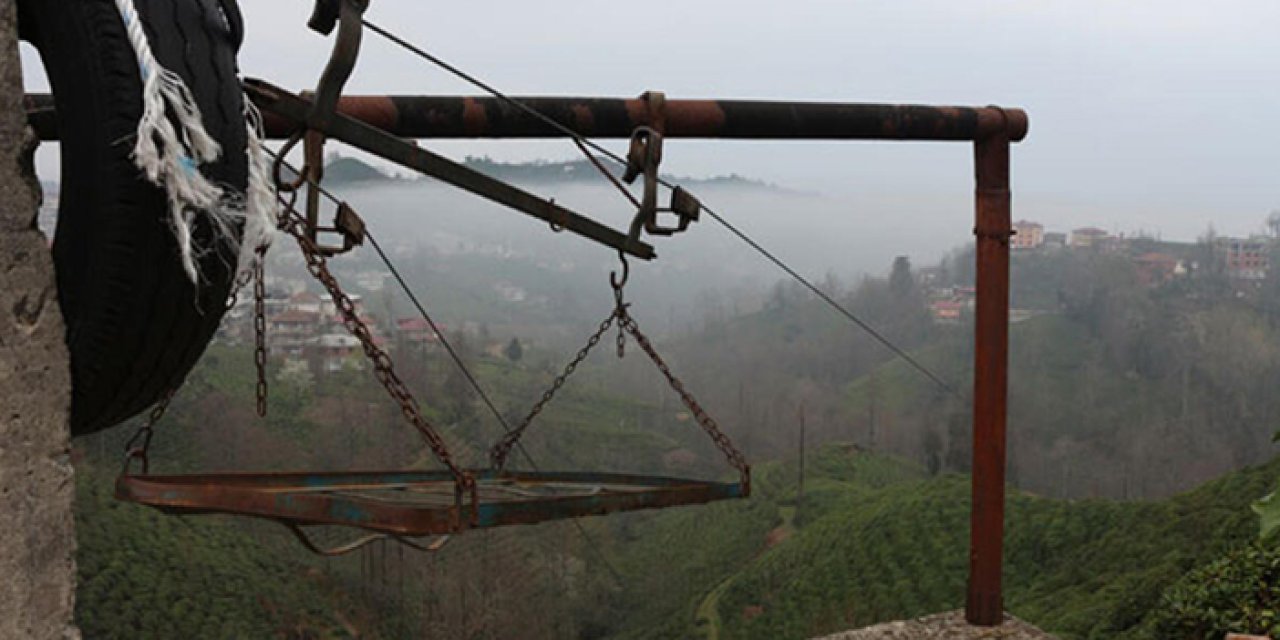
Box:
361 18 961 399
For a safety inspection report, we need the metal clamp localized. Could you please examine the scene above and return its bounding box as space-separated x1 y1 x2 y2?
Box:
623 125 662 241
621 91 701 241
312 201 367 256
621 126 702 240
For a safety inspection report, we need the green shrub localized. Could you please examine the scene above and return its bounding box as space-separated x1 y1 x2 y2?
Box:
1153 544 1280 639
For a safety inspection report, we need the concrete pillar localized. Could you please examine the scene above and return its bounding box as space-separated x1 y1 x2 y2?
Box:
0 0 80 637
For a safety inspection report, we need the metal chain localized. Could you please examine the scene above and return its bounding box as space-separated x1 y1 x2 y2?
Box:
616 307 751 493
226 268 254 310
253 248 268 417
612 253 629 357
615 297 627 357
226 242 273 417
492 260 749 494
489 309 619 469
277 205 468 486
121 388 176 476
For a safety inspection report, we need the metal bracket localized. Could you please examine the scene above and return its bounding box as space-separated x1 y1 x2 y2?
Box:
313 201 367 257
622 124 701 242
620 90 701 240
301 0 369 255
623 126 662 241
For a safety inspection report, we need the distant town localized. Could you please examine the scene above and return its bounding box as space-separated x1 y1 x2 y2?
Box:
219 284 466 375
36 179 1276 376
922 220 1275 324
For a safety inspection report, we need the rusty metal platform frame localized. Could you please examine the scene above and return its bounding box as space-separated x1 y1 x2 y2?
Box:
116 469 743 536
28 76 1026 627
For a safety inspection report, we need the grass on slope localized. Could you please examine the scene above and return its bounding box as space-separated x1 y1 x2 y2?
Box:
595 446 924 640
714 454 1280 640
74 464 395 639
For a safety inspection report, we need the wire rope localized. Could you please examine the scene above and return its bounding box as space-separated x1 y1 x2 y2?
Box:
361 17 961 399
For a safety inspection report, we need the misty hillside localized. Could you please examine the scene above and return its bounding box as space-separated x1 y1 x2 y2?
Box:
648 243 1280 502
325 156 392 184
67 167 1280 638
324 154 782 191
73 228 1280 638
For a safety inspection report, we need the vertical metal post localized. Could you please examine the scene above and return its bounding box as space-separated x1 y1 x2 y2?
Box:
966 129 1011 626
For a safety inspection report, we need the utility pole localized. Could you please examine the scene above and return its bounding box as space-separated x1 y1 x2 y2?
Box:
738 381 751 458
797 404 806 517
867 374 878 449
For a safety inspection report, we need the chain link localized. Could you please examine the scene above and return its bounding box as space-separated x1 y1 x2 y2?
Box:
121 389 176 476
277 205 469 491
226 268 254 310
253 248 268 417
615 306 627 358
489 310 618 469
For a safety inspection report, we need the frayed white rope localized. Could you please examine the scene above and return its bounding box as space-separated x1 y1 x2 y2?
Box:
240 99 278 270
114 0 275 284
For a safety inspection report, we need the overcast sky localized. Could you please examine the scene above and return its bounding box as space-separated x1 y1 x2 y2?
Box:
23 0 1280 242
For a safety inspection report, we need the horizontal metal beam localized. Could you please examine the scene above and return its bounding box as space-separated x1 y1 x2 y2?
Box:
25 91 1028 142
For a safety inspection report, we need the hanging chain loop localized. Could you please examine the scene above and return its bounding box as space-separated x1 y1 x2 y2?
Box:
277 200 474 521
615 306 751 493
491 268 750 494
121 388 176 476
489 308 618 470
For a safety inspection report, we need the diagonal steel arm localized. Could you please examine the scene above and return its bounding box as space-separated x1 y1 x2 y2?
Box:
244 78 655 260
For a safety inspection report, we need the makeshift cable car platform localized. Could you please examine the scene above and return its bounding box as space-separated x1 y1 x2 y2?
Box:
28 0 1028 625
116 469 746 536
105 0 753 548
113 219 753 548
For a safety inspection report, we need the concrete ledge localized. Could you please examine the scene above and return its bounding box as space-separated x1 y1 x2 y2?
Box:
814 610 1057 640
0 0 79 638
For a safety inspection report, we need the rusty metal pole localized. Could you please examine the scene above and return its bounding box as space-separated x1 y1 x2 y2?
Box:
26 92 1028 143
966 122 1012 626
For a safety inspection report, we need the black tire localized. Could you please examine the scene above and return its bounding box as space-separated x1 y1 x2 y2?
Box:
19 0 248 435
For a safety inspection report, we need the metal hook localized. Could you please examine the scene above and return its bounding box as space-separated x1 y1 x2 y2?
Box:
272 131 307 193
610 251 629 291
548 197 564 232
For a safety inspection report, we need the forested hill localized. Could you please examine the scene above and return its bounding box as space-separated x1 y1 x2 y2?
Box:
660 241 1280 501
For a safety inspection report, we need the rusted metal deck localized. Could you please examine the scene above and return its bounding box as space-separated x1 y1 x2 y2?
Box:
116 470 744 536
